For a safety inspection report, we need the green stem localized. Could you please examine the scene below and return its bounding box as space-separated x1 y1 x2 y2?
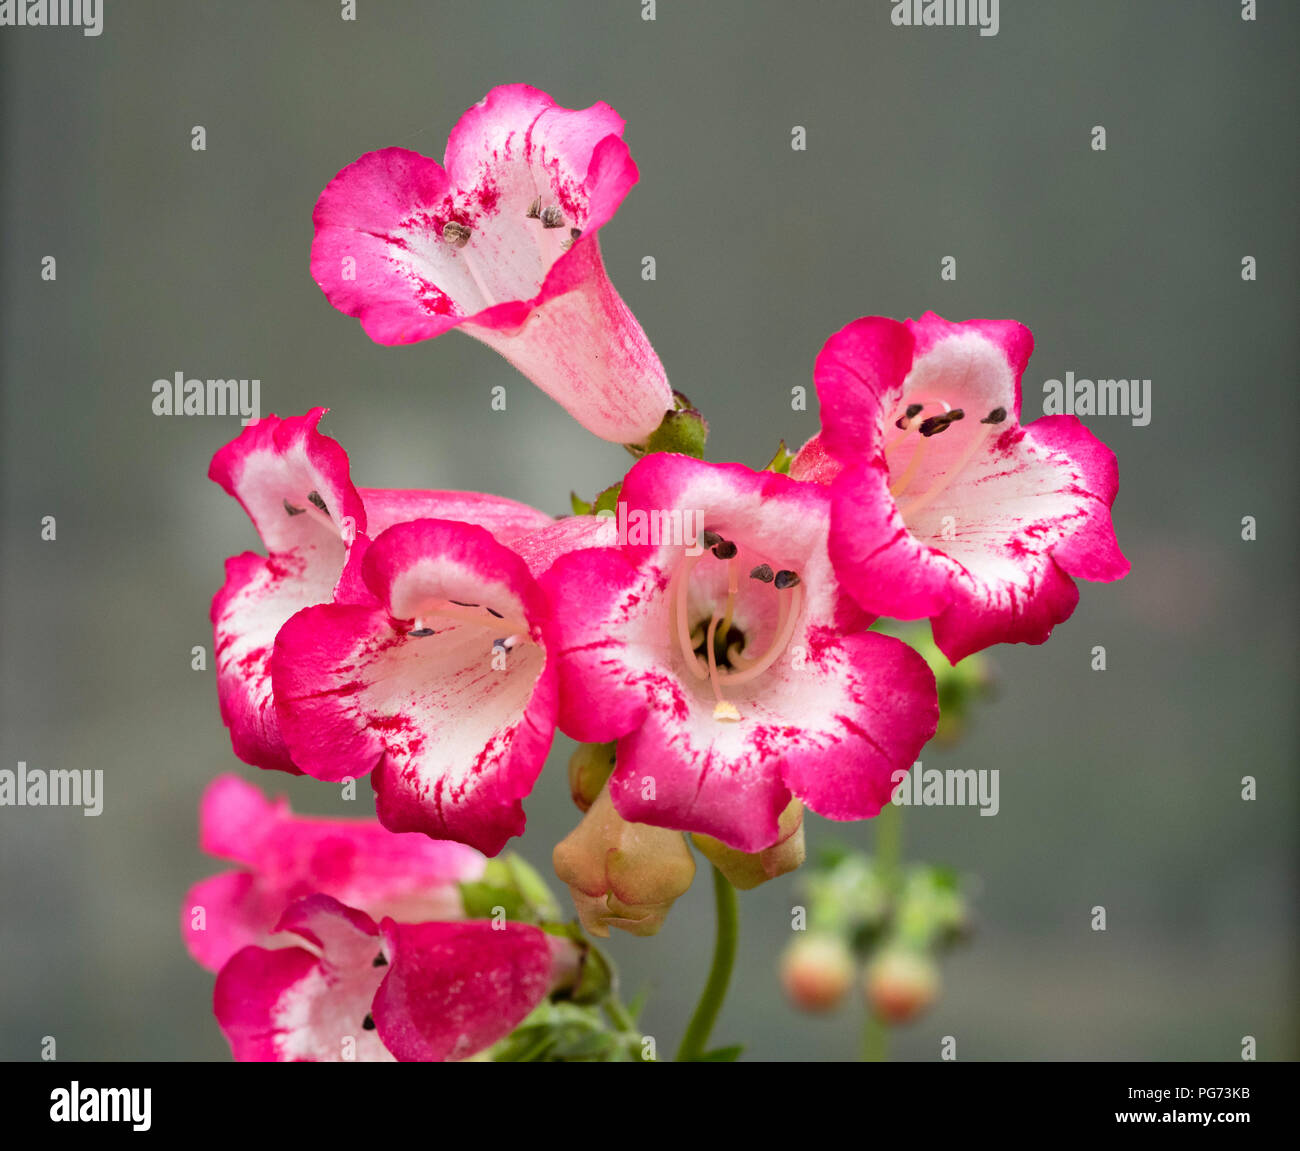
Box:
876 799 903 888
863 802 904 1063
675 866 739 1061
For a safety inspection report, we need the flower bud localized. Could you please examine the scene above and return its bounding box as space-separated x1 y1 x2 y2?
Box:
779 934 855 1012
691 798 806 891
552 787 696 938
567 742 617 813
864 948 940 1024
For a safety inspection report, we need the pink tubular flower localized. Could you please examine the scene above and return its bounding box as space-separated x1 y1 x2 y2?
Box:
540 454 939 854
209 409 554 773
180 774 485 973
270 518 564 856
311 84 673 445
797 312 1129 663
213 894 567 1062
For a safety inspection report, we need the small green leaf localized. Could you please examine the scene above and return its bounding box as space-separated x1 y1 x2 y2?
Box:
592 482 623 515
570 491 593 516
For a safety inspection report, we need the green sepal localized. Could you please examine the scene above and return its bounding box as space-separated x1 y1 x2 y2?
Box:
763 439 795 474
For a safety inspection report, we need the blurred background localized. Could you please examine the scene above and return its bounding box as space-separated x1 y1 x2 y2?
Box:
1 0 1295 1061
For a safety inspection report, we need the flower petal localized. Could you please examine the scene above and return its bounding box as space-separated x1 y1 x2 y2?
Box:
360 487 553 542
372 919 554 1062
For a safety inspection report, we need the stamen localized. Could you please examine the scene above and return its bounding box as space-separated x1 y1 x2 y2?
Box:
894 402 924 430
885 397 952 451
525 196 542 219
981 407 1007 424
701 530 722 548
750 563 774 583
442 221 472 248
671 553 709 681
718 584 804 687
716 558 740 651
407 603 529 637
900 419 996 522
889 435 928 498
541 205 565 229
372 953 388 967
774 570 801 590
919 409 964 437
362 1014 376 1031
283 498 306 516
712 539 738 560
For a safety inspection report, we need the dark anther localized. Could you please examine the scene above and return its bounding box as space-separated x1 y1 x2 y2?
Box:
409 627 434 637
541 205 565 229
492 638 508 650
525 196 542 219
570 227 582 241
307 491 330 515
712 540 738 560
362 1014 376 1031
701 530 721 547
486 608 504 619
372 953 388 967
750 563 775 583
283 499 306 516
450 601 478 608
774 570 801 590
919 410 964 437
442 221 472 248
896 402 925 428
980 407 1007 424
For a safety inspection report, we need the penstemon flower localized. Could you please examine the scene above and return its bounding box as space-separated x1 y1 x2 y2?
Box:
270 517 611 856
213 894 573 1062
794 312 1129 662
311 84 673 445
210 409 554 774
181 775 484 972
542 453 939 854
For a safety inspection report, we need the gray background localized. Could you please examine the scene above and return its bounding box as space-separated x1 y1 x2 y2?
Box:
1 0 1295 1061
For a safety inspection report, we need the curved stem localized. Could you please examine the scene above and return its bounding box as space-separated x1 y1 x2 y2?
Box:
675 866 739 1061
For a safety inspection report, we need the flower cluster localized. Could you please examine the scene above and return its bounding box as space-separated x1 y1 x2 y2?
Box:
187 84 1127 1062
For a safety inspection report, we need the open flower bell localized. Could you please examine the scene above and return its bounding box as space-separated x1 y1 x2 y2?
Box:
311 84 673 445
796 313 1129 662
543 453 938 854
